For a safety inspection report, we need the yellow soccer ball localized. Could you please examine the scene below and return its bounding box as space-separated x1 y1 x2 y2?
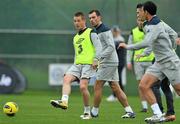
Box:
3 102 19 116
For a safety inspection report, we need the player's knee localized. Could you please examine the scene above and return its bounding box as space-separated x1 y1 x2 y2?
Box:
94 84 101 91
80 84 88 92
94 81 103 91
110 83 115 89
139 83 147 92
110 83 118 92
63 75 72 84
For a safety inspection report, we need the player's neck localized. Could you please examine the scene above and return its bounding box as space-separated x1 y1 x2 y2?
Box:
147 15 153 22
95 21 102 28
78 27 86 32
78 27 87 35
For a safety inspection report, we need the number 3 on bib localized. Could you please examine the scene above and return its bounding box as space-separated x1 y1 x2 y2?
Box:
78 44 83 54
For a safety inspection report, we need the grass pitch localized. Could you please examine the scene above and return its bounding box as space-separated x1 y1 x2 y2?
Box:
0 89 180 124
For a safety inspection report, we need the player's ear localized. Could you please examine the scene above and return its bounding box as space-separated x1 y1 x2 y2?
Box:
99 16 102 20
144 10 148 16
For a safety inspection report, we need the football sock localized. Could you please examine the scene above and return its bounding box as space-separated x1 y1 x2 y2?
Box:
141 101 148 109
124 106 133 113
61 95 69 102
84 106 90 114
151 103 162 117
91 107 99 116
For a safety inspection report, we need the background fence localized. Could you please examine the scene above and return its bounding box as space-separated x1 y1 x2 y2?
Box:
0 0 180 95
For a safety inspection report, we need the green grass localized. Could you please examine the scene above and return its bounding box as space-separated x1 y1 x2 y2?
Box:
0 89 180 124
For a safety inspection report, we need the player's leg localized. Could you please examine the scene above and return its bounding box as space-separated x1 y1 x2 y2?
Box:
50 74 76 109
91 80 105 117
138 80 148 112
109 81 128 106
172 84 180 95
91 65 112 117
134 62 148 112
79 65 94 119
164 60 180 96
108 66 135 118
79 79 90 110
62 74 77 97
139 73 165 123
144 60 180 123
50 65 79 109
79 78 91 119
151 82 164 113
139 62 169 123
161 77 175 122
91 65 134 118
139 75 158 104
109 81 135 118
106 65 124 102
117 65 124 91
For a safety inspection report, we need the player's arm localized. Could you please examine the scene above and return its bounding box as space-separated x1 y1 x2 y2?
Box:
90 31 102 69
135 46 153 60
162 22 178 49
91 31 102 60
126 25 159 50
126 33 133 70
141 46 152 56
100 30 115 58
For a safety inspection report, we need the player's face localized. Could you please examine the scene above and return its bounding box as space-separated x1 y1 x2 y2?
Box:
89 12 101 27
142 7 149 20
73 16 86 31
137 19 143 29
136 7 145 21
143 10 149 20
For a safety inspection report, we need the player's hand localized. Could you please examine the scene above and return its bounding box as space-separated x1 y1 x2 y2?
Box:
176 38 180 45
118 43 127 48
92 59 98 70
135 54 144 60
127 63 132 70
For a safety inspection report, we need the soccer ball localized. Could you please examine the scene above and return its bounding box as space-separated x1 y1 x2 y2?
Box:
3 102 19 117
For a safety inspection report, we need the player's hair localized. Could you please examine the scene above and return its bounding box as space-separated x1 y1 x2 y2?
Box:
88 10 101 16
136 3 143 9
143 1 157 15
74 12 85 20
